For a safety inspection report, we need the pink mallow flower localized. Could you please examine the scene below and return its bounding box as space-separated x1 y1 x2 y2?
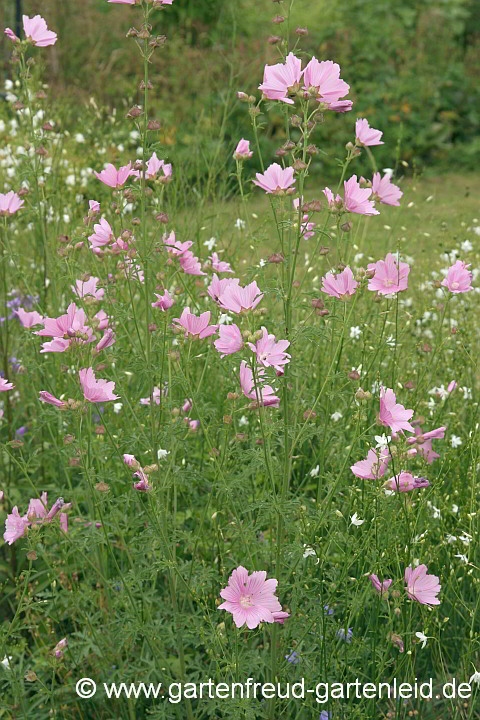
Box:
4 493 70 545
441 260 473 294
0 191 24 216
94 162 133 189
218 280 263 314
108 0 136 4
258 52 303 105
0 378 15 391
355 118 384 146
208 275 239 303
239 361 280 408
72 277 104 300
372 172 403 207
293 198 316 239
378 387 414 434
253 163 295 195
248 327 291 373
179 251 206 276
367 253 409 295
214 324 244 357
218 565 284 629
383 472 429 493
88 218 115 249
210 253 234 274
172 308 218 339
234 139 253 160
369 574 392 596
404 565 441 606
79 367 119 402
344 175 379 216
152 290 174 310
8 15 58 47
15 308 44 327
408 426 446 464
351 447 389 480
323 187 343 210
321 267 357 298
303 58 350 107
39 391 66 409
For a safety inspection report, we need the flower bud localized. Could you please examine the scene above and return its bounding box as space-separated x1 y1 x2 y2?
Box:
272 15 285 23
268 35 282 44
237 91 249 102
295 27 308 35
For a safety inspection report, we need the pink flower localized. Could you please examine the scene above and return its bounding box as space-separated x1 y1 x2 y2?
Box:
94 162 133 189
182 399 193 414
321 267 357 298
39 391 66 408
4 28 19 43
15 308 44 327
108 0 136 4
21 15 57 47
36 304 92 351
163 231 192 256
447 380 457 393
367 253 409 294
172 307 218 339
0 378 15 391
441 260 473 294
351 447 389 480
3 507 28 545
272 611 290 624
248 327 291 372
72 277 104 300
79 367 119 402
372 172 403 206
40 339 72 354
369 574 392 595
218 280 263 314
344 175 379 216
95 329 116 354
210 253 234 274
239 361 280 408
94 310 109 331
152 290 174 310
133 152 171 181
253 163 295 195
258 52 303 105
355 118 384 146
383 472 429 493
53 638 68 660
123 454 140 468
214 324 244 357
323 187 342 210
218 565 284 629
379 387 414 434
179 251 206 276
327 99 353 113
303 58 350 106
89 200 100 214
0 191 24 216
404 565 441 606
208 275 239 303
88 218 114 249
234 139 253 160
293 197 316 239
410 425 446 464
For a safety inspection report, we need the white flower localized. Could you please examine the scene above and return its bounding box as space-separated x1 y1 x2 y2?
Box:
459 533 472 546
258 258 266 268
157 449 170 460
75 133 85 143
446 534 457 543
415 631 429 649
330 411 343 422
234 218 246 230
350 513 364 527
309 465 320 478
353 252 364 263
238 415 249 427
452 504 459 514
461 240 473 252
203 237 217 251
375 434 391 450
113 403 123 414
218 313 233 325
469 669 480 686
461 386 472 400
302 545 319 563
1 656 12 669
454 554 469 564
472 226 480 236
350 326 362 340
385 335 396 348
450 435 462 448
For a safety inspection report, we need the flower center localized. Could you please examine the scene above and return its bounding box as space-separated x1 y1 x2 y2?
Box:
451 281 459 289
384 279 394 286
239 594 253 608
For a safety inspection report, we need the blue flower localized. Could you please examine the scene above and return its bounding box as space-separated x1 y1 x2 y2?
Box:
285 651 300 664
336 627 353 643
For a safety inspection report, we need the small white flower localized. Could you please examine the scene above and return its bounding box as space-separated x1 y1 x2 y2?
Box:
302 545 319 563
218 313 233 325
350 326 362 340
415 631 429 649
203 237 217 251
330 411 343 422
258 258 266 268
113 402 123 414
353 252 364 263
446 534 457 543
469 669 480 686
454 553 469 564
309 465 320 478
472 226 480 236
350 513 364 527
157 449 170 461
459 533 472 546
234 218 246 230
385 335 396 348
375 434 391 450
450 435 462 448
75 133 85 143
452 504 459 514
461 386 472 400
461 240 473 252
1 655 12 669
238 415 249 427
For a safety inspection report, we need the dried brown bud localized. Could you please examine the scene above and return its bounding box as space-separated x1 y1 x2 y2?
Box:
126 105 143 118
35 146 48 156
139 79 153 90
268 35 282 45
306 144 318 155
272 15 285 23
302 200 322 213
126 27 139 38
341 221 353 233
95 425 105 435
318 246 330 255
290 114 302 127
42 122 54 131
293 159 308 171
275 149 287 157
311 298 324 309
268 253 284 264
155 212 169 223
148 119 161 130
223 415 232 425
27 551 37 561
227 392 239 401
348 370 361 380
317 308 329 317
303 409 316 420
95 482 110 493
295 27 308 36
13 101 25 111
36 90 47 100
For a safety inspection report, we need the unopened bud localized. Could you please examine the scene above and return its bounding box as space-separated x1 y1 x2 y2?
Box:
268 35 282 45
306 144 318 155
126 105 143 118
290 114 302 127
227 392 239 401
341 221 352 233
272 15 285 23
293 159 308 171
303 200 322 213
268 253 284 263
237 91 249 102
223 415 232 425
303 409 316 420
295 27 308 35
311 298 324 309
